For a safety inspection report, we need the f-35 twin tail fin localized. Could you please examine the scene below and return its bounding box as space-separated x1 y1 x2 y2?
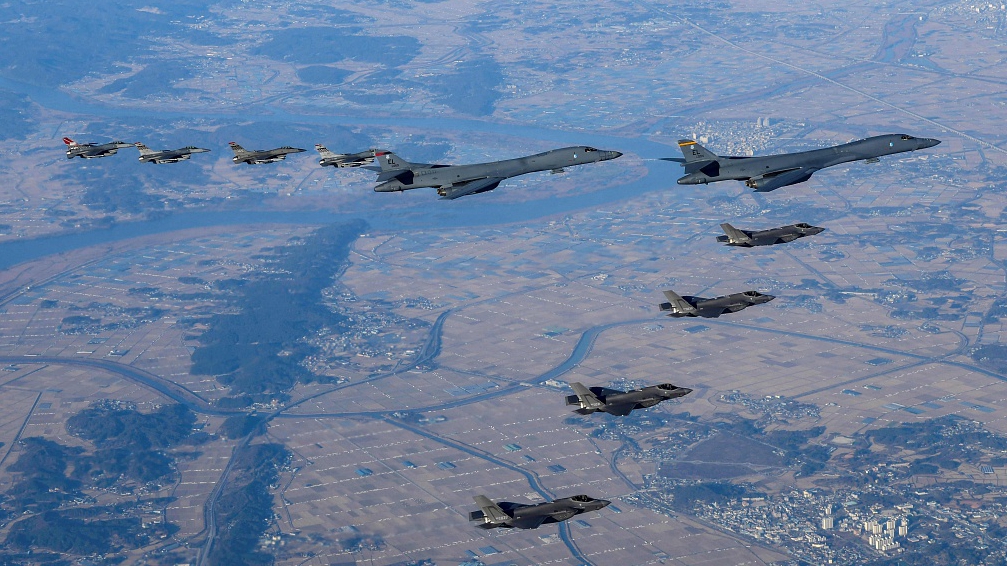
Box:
660 290 698 315
566 382 606 414
719 223 751 244
470 495 510 527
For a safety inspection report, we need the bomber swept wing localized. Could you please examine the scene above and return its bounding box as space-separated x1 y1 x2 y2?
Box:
437 177 505 200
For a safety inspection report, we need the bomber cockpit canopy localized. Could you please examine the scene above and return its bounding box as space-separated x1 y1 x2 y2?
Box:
743 291 763 297
900 134 914 140
570 495 594 502
584 147 598 152
795 223 811 228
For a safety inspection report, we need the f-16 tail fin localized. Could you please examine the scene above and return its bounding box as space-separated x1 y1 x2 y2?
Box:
567 382 605 413
63 137 77 147
471 495 510 526
315 144 337 158
660 290 697 315
228 142 248 155
134 142 155 156
719 223 751 244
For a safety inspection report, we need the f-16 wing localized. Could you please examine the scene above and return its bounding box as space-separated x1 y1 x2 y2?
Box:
437 177 504 200
744 167 819 192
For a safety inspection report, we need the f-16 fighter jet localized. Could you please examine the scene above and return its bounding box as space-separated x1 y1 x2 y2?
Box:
567 382 692 416
229 142 306 164
135 142 210 164
470 494 610 529
659 289 774 318
718 222 824 247
63 137 132 159
371 146 622 200
315 145 378 168
666 134 940 192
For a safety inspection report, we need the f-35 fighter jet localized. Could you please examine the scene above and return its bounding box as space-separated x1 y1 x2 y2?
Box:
371 146 622 200
470 494 610 529
666 134 940 192
659 289 774 318
63 137 132 159
135 142 211 164
567 382 692 416
229 142 306 164
315 145 378 168
718 222 824 247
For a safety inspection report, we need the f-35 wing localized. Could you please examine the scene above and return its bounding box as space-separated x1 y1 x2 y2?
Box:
437 177 504 200
745 167 819 192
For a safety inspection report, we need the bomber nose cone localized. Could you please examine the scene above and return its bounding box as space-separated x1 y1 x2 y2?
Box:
678 387 693 396
760 294 776 303
608 151 623 160
922 138 941 149
595 499 611 509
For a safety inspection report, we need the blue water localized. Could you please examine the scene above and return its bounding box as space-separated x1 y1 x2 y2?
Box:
0 74 696 270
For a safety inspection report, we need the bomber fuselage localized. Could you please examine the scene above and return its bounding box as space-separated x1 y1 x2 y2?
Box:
374 146 621 193
678 134 940 187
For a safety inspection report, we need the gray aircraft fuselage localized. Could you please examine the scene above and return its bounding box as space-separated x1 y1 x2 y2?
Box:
136 143 210 164
471 495 610 529
660 290 775 318
675 134 940 191
64 138 133 159
718 222 825 247
229 142 306 164
567 383 693 416
374 146 622 199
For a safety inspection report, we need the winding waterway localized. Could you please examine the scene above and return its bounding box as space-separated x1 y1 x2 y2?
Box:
0 75 687 270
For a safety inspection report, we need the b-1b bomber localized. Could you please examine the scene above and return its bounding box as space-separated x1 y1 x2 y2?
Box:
470 494 610 529
567 382 692 416
367 146 622 200
666 133 940 192
659 289 774 318
718 222 824 247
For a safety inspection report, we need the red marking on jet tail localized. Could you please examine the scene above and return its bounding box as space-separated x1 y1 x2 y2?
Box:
63 137 76 145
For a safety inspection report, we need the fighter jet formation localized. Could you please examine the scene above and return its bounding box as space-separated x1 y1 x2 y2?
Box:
659 289 775 318
56 127 943 536
667 133 940 192
567 382 693 416
470 494 610 529
718 222 825 247
370 146 622 199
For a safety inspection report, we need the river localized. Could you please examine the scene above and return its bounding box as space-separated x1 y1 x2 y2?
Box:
0 76 686 269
